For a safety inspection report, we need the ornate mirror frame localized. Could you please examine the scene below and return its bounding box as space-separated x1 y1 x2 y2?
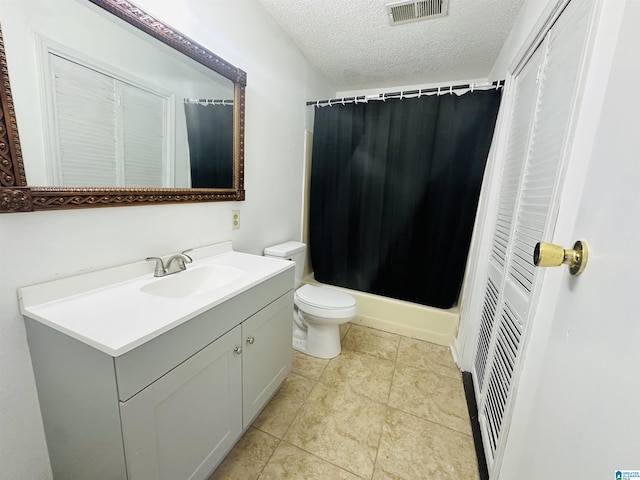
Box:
0 0 245 213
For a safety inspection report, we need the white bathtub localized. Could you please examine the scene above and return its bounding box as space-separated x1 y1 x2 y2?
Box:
304 276 459 346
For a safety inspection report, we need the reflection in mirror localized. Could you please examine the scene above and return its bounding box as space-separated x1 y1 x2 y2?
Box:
40 37 235 189
0 0 245 213
183 98 234 188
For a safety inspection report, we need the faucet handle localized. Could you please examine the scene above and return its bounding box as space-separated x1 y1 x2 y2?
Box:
180 249 194 263
146 257 166 277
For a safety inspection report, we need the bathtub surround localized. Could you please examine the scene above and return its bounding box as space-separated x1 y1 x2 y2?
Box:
309 90 502 309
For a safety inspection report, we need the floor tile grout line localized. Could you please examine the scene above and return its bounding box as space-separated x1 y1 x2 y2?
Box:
385 404 476 438
252 365 321 478
277 355 324 442
277 439 370 480
394 362 462 380
370 405 392 480
254 433 282 480
387 347 474 438
341 339 401 363
287 347 391 479
386 389 474 436
393 336 401 363
274 378 376 480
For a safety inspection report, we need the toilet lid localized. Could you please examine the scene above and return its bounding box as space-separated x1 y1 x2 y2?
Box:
296 284 355 309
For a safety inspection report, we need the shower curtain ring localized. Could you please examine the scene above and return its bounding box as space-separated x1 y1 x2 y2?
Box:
449 85 453 95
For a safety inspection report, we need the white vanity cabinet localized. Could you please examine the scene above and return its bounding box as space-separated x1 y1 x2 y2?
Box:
23 265 293 480
120 325 243 480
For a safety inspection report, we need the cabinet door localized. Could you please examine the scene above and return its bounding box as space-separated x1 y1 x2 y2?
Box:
120 326 242 480
242 292 293 428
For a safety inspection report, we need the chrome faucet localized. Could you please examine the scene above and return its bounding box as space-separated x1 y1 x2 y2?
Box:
146 250 193 277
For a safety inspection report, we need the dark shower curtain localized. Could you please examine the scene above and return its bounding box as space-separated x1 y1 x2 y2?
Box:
309 90 501 309
184 103 234 188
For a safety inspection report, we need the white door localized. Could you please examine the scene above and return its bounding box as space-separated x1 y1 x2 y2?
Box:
498 1 640 476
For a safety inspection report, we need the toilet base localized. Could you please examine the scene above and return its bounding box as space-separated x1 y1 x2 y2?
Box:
292 322 342 359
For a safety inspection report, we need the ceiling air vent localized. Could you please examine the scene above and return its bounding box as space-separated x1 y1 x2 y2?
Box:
386 0 449 26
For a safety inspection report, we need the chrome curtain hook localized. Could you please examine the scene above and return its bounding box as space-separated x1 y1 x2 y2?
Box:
449 85 453 95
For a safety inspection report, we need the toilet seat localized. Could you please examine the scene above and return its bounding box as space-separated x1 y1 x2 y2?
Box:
295 284 356 319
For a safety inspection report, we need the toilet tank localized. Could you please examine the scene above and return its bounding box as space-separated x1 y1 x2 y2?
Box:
264 241 306 287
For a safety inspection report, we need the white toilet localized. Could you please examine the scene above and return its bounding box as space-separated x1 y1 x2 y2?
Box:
264 241 356 359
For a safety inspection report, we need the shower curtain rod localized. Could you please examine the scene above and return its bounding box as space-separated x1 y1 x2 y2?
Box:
306 80 504 107
183 98 234 106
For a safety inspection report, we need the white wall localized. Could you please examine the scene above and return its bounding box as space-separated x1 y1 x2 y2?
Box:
0 0 334 477
488 0 556 81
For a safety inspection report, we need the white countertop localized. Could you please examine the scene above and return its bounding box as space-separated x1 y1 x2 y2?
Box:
18 242 293 357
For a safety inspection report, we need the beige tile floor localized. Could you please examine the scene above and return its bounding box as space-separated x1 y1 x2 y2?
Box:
209 323 480 480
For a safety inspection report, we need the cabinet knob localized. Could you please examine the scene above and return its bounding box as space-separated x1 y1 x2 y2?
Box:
246 336 255 345
234 346 242 355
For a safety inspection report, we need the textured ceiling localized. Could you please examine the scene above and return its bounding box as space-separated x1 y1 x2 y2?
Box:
256 0 525 91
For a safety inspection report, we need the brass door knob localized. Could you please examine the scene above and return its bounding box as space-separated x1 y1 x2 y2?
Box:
533 240 588 276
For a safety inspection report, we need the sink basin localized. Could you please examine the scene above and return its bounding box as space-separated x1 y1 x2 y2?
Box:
141 265 244 298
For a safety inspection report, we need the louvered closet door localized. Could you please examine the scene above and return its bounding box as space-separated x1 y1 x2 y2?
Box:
120 84 167 187
51 54 118 186
474 42 546 461
473 0 595 472
49 54 169 187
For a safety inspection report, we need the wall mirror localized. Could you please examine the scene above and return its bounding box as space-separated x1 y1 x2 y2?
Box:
0 0 246 213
